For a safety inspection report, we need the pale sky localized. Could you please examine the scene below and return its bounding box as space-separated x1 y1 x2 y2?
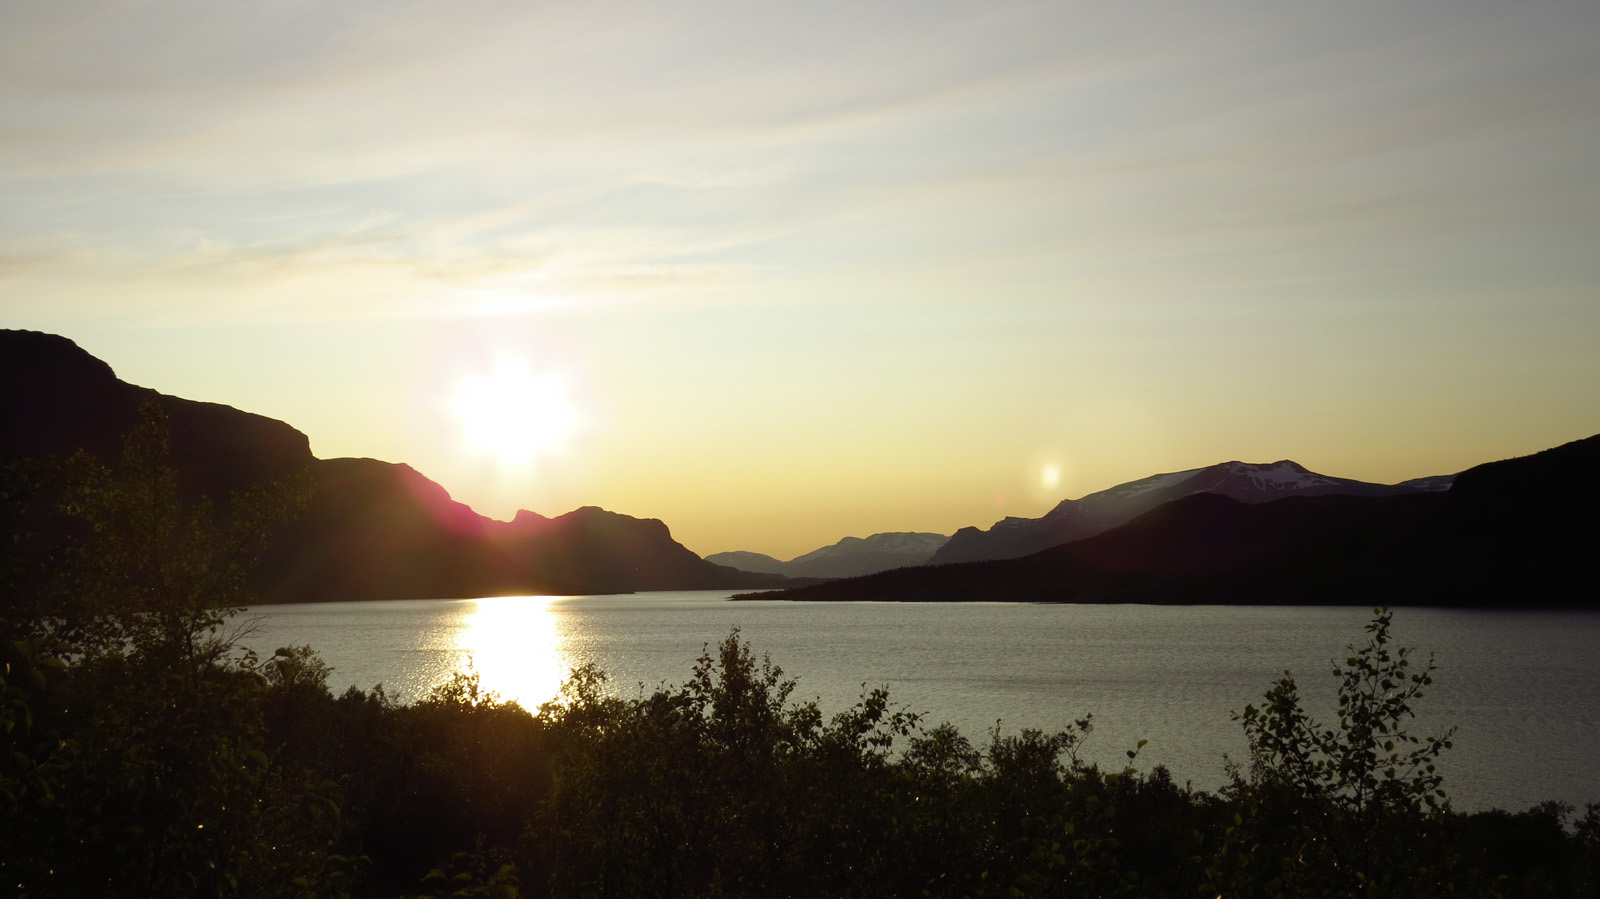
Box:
4 0 1598 559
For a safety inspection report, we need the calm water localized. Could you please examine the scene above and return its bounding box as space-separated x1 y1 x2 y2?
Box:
239 592 1600 813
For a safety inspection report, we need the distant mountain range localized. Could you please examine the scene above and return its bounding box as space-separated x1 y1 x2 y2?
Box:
9 328 1593 610
0 330 780 603
707 532 950 579
717 461 1457 579
748 434 1600 608
931 460 1455 565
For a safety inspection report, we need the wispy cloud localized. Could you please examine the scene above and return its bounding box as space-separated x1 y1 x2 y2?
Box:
4 1 1598 326
5 0 1599 555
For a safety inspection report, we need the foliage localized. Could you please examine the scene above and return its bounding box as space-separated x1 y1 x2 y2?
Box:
405 836 522 899
0 630 69 818
535 631 921 896
1236 608 1454 813
1214 608 1463 898
0 401 355 898
4 413 1597 899
231 617 1600 899
522 630 1199 898
53 402 309 657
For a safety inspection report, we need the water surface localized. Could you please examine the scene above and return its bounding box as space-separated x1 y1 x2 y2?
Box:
240 592 1600 812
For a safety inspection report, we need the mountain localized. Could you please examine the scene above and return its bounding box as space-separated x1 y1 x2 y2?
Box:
255 458 770 602
748 434 1600 609
0 330 315 500
702 551 788 575
930 460 1456 565
707 531 950 579
0 329 779 602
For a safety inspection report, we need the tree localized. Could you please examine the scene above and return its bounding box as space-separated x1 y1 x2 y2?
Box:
56 401 308 658
537 630 921 897
1215 608 1460 898
0 401 359 898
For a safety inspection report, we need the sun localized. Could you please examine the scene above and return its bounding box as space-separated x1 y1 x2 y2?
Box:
1040 463 1062 492
453 356 577 465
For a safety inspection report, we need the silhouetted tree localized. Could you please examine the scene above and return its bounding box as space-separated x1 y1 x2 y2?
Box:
1213 608 1463 898
0 402 356 898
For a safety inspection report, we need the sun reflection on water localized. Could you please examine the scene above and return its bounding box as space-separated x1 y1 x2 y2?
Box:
454 596 571 709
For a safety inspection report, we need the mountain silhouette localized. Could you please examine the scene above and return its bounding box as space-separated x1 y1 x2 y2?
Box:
0 330 779 602
750 435 1599 608
707 532 950 578
0 330 314 500
931 460 1455 565
702 550 789 575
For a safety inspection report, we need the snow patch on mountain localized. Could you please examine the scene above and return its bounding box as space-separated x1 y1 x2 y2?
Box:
1096 468 1204 502
933 457 1463 566
791 531 950 563
1224 460 1341 491
1400 474 1457 492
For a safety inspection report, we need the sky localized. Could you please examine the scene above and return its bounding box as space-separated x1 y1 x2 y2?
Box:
3 0 1598 560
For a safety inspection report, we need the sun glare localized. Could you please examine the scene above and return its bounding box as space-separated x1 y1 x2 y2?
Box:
457 596 568 709
1026 454 1070 506
453 357 577 465
1041 463 1062 491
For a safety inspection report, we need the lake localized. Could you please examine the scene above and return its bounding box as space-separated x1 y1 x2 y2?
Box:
238 591 1600 813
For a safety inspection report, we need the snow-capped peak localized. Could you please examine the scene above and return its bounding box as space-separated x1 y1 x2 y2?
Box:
790 531 950 563
1218 460 1342 492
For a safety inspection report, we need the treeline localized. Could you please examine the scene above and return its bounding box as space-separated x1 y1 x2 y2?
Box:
3 409 1599 897
6 620 1599 898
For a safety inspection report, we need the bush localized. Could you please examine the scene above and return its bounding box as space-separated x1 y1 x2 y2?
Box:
1214 607 1461 898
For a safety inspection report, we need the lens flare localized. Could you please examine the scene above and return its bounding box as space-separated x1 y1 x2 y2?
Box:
1040 463 1062 491
1025 452 1071 507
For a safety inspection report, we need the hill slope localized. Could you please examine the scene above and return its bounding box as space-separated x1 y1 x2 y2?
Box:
755 434 1599 608
1 330 778 602
932 460 1455 565
707 532 950 578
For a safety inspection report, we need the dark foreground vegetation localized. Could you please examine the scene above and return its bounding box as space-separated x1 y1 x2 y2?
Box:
4 409 1599 897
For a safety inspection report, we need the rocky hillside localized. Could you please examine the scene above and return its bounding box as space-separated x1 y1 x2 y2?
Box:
1 329 779 603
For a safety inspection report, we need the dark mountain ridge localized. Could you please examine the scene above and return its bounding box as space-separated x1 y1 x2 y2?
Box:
1 329 778 602
932 459 1455 565
1 330 314 502
750 434 1599 608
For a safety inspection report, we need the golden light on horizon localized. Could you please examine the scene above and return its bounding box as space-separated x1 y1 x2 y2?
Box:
457 595 569 709
453 356 577 467
1022 451 1072 509
1040 463 1062 492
